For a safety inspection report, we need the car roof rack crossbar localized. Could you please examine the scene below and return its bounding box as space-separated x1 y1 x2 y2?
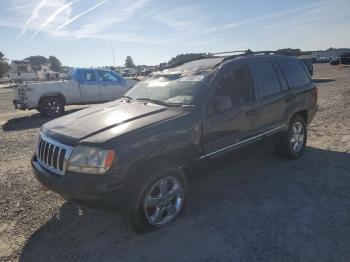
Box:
165 50 281 70
211 50 279 68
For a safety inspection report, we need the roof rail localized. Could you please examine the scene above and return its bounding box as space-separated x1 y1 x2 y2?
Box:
165 50 281 70
211 50 277 56
211 50 279 68
165 55 213 69
210 50 247 55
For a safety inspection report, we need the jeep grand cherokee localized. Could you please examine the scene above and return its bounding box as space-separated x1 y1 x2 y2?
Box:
32 54 318 232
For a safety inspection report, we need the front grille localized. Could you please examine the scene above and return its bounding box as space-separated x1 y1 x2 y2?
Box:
36 133 73 175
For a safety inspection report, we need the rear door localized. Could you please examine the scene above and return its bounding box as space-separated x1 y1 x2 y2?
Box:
249 59 288 130
79 69 100 103
277 58 314 108
202 63 261 157
97 70 128 102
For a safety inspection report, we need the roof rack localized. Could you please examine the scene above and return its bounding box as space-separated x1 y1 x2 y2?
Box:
211 50 279 68
165 50 281 70
211 50 276 56
165 55 213 69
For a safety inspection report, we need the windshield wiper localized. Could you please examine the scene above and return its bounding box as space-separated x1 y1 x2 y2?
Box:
136 98 193 107
136 98 170 106
122 95 133 100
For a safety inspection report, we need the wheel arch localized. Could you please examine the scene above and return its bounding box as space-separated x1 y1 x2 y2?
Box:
38 92 66 107
124 153 189 188
294 109 308 124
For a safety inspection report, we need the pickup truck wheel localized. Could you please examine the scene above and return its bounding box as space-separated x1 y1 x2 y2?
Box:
39 97 64 117
276 115 307 159
128 164 186 233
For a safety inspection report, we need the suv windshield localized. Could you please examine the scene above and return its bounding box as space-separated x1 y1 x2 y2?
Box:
125 73 212 106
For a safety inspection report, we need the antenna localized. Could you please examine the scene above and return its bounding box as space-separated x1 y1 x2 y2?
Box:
111 44 116 67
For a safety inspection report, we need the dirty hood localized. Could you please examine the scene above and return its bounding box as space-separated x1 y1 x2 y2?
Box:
42 100 185 144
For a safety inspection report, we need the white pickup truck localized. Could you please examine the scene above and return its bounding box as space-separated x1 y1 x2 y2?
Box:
13 68 137 117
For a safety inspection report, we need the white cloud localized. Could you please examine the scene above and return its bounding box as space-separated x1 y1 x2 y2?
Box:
31 0 76 39
55 0 107 31
2 0 349 48
17 0 48 38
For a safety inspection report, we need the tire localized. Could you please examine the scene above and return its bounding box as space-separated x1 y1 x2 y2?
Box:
39 96 65 117
127 163 186 233
276 115 307 159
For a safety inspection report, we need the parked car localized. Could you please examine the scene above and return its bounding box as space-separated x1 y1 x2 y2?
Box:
13 68 137 117
32 54 318 232
330 59 340 66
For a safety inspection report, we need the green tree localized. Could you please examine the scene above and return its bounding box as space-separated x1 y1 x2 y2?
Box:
48 55 62 72
0 52 10 77
25 55 48 71
125 56 136 68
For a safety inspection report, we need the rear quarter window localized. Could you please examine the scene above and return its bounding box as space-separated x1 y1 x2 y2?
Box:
279 60 311 88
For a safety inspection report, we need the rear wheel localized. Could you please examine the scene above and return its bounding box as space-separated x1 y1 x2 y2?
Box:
276 115 307 159
39 97 64 117
127 164 186 233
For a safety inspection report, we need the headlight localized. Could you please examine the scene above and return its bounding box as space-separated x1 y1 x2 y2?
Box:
67 146 116 175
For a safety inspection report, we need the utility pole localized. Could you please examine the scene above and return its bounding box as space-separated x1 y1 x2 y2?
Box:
111 44 116 67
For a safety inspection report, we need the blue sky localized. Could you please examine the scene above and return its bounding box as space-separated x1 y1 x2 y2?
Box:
1 0 349 67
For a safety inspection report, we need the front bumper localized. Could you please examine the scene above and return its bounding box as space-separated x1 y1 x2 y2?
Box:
32 156 128 210
13 99 27 110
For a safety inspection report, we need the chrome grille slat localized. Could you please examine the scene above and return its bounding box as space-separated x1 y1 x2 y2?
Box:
50 145 56 167
35 133 73 176
57 148 62 171
39 140 45 160
45 142 50 165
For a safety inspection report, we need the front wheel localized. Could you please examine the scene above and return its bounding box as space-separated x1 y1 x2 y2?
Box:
276 115 307 159
127 165 186 233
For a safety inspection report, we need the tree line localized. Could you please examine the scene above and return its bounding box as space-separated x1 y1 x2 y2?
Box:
0 51 63 77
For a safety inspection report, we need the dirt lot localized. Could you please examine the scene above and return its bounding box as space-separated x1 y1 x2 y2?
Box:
0 64 349 262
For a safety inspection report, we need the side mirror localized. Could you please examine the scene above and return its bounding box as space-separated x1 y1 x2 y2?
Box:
215 95 232 112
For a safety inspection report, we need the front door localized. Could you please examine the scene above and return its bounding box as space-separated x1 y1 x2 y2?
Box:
202 63 260 157
97 70 128 102
79 69 100 103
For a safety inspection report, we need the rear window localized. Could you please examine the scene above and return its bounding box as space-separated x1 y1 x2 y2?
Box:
279 60 311 88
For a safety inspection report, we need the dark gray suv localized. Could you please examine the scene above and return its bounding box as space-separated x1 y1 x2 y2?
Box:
32 54 318 232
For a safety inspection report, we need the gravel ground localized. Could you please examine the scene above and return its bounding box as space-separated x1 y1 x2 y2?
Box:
0 64 349 262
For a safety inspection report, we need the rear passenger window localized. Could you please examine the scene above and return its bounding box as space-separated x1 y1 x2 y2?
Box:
279 60 311 87
250 61 282 98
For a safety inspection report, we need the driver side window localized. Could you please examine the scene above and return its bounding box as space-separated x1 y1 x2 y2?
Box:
212 65 253 114
98 70 120 82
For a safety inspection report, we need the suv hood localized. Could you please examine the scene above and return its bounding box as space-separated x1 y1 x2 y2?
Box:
42 100 186 144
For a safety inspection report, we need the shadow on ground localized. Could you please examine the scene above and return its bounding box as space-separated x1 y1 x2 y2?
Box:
313 78 336 84
19 146 350 262
2 109 84 131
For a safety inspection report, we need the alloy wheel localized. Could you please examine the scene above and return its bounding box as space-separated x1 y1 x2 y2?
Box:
144 176 184 227
290 121 305 153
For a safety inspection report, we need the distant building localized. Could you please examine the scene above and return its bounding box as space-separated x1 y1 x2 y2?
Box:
159 63 168 69
10 60 34 73
0 60 37 82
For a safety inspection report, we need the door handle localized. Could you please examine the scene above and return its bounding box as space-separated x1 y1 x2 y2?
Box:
245 108 259 116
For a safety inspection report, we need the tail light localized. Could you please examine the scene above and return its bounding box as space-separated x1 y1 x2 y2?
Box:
313 86 318 104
